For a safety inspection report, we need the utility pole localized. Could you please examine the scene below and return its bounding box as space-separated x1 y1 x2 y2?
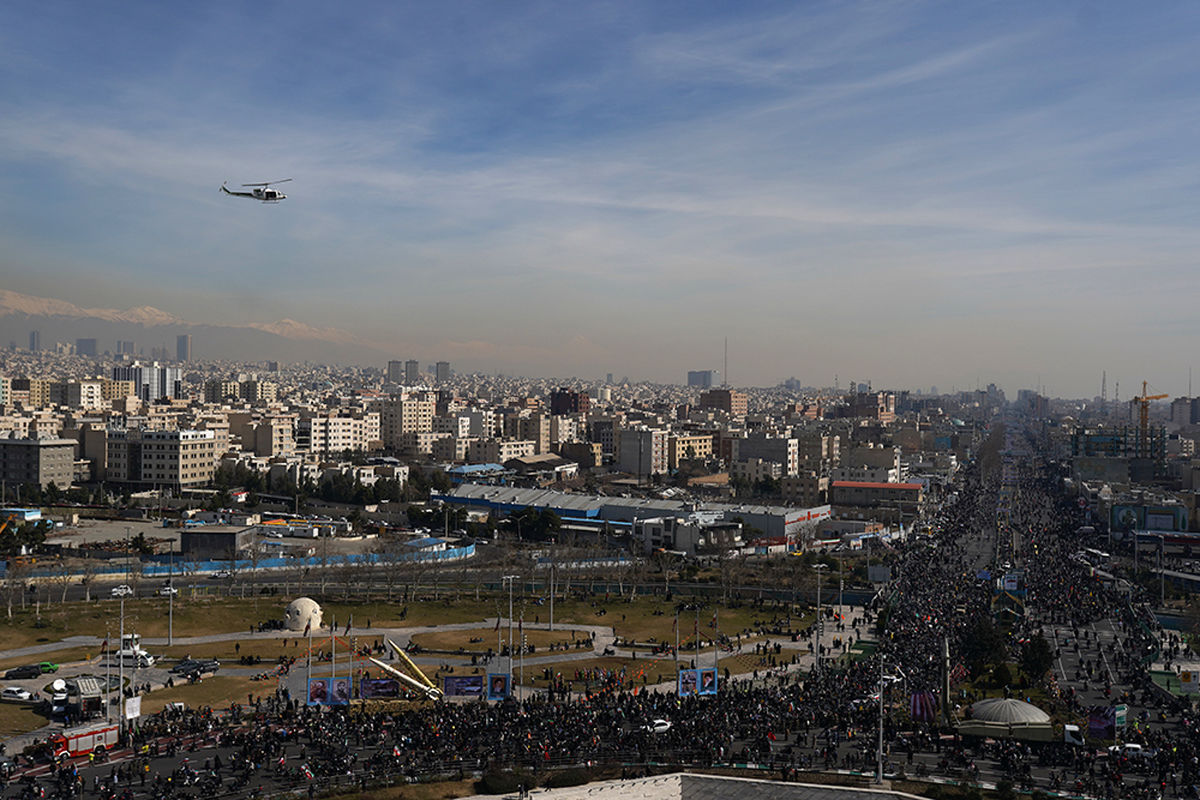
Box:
168 544 174 646
118 599 125 736
813 564 828 678
877 654 885 784
502 574 518 687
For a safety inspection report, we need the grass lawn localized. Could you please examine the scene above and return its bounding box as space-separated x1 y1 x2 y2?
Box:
410 627 592 653
139 675 266 715
161 638 305 663
0 595 815 668
0 702 52 737
0 646 95 671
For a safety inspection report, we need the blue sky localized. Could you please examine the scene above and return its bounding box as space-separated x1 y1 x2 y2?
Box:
2 1 1199 396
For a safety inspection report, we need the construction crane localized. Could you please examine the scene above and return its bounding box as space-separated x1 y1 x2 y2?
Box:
1134 380 1168 458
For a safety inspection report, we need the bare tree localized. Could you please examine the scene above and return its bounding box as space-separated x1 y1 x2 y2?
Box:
48 558 76 605
3 561 29 619
79 559 101 603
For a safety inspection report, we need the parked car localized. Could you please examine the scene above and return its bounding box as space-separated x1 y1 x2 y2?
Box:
110 584 134 598
1 687 33 702
210 570 232 580
37 661 59 673
170 658 220 675
4 665 42 680
156 585 178 596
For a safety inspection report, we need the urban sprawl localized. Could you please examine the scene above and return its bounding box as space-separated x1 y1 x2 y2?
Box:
0 339 1198 800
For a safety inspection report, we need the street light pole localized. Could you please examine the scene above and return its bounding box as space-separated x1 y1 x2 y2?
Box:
168 544 174 646
813 564 828 679
877 654 884 784
502 574 518 692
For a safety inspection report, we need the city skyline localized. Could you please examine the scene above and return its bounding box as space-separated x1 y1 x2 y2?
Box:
3 3 1200 395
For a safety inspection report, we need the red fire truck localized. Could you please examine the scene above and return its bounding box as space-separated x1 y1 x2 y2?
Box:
49 721 119 759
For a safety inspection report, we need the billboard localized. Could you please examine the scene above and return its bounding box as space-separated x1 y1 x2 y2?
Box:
307 677 351 706
678 669 718 697
360 678 401 699
443 675 485 697
486 673 511 700
1181 671 1200 694
1110 504 1188 533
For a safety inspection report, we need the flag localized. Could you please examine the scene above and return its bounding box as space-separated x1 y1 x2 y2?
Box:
303 620 311 637
910 691 938 722
948 663 968 684
708 611 717 629
672 616 677 632
494 616 500 632
100 639 108 652
277 756 286 767
392 745 402 758
301 764 313 780
345 615 352 635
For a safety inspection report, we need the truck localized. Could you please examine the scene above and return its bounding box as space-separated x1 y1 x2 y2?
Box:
49 721 119 759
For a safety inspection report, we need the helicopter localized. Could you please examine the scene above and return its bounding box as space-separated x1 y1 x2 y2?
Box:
220 178 291 203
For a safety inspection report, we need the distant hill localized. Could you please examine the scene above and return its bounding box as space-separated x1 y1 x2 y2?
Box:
0 289 392 364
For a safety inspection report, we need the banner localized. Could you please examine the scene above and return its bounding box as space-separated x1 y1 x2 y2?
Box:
910 691 937 722
1181 671 1200 694
307 677 350 706
678 669 698 697
697 668 718 696
360 678 401 699
1088 705 1115 739
124 695 141 720
443 675 485 697
487 673 510 700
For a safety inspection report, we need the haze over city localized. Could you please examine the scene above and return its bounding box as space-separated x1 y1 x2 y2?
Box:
2 2 1200 395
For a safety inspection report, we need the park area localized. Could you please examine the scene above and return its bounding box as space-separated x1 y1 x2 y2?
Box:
0 590 823 739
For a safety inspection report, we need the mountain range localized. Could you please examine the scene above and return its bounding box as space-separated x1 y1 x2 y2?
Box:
0 290 392 365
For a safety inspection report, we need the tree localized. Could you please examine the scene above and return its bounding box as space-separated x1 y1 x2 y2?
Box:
1020 633 1054 682
962 617 1007 676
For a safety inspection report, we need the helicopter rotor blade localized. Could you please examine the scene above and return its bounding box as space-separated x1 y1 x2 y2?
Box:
241 178 293 187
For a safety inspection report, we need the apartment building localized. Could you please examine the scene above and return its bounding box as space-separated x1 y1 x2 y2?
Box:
781 471 829 507
668 432 715 469
699 388 748 417
297 412 380 454
106 428 217 488
616 427 668 477
381 394 435 448
468 438 536 463
0 435 75 488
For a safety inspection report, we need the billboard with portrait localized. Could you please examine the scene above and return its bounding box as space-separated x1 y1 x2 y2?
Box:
443 675 485 697
307 678 329 706
697 668 718 696
486 673 510 700
360 678 401 699
677 669 697 697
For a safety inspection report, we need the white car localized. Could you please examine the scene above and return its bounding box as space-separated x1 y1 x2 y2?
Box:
156 585 178 596
645 719 672 734
1109 743 1148 759
110 584 134 598
1 687 33 702
210 570 232 579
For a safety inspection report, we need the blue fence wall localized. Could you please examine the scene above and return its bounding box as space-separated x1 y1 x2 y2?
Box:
0 544 475 580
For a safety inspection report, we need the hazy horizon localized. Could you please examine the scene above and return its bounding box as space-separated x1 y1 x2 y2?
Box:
3 2 1199 397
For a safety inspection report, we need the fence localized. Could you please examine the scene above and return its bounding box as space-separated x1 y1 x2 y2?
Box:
0 544 475 580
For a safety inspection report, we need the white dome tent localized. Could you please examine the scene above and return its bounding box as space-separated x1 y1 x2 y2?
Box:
957 697 1054 741
284 597 323 632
